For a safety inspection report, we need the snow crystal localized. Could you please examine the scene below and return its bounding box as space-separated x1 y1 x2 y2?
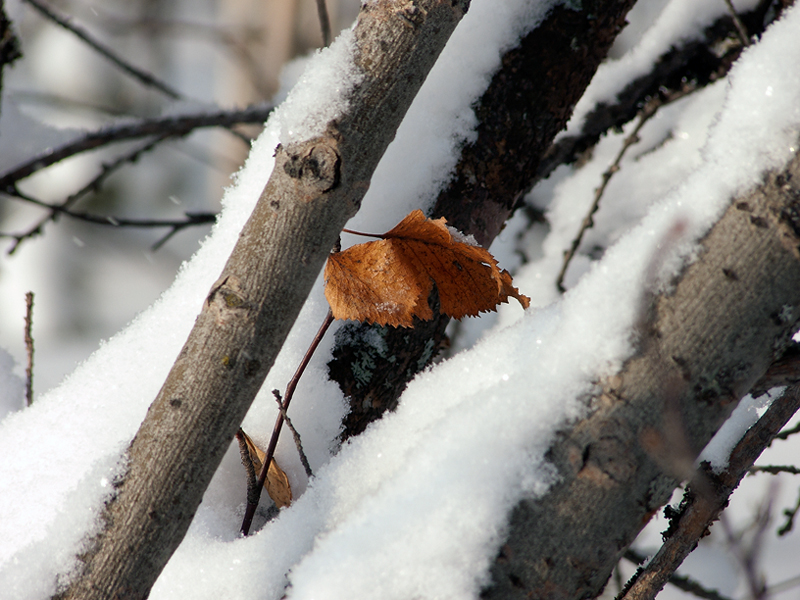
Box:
272 28 361 145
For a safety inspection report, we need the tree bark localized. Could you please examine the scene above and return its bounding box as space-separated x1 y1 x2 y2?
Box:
330 0 639 439
55 2 471 598
481 145 800 599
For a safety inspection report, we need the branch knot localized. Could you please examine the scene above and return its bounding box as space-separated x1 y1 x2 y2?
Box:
282 140 341 194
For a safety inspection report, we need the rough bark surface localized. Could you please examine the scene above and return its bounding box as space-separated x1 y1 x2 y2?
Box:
481 146 800 599
330 0 638 440
55 2 470 599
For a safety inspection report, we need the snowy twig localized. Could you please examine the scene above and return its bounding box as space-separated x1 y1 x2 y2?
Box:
0 103 273 192
536 0 780 183
241 310 334 536
23 291 34 407
315 0 331 47
556 85 695 292
616 384 800 600
623 549 733 600
272 389 314 480
21 0 183 100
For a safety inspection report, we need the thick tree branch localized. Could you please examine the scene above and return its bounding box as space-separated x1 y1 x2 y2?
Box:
55 2 471 598
481 144 800 600
537 0 778 182
331 0 639 440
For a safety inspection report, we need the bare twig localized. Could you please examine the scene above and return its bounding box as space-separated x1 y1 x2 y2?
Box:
774 421 800 441
315 0 332 47
0 103 274 192
719 488 773 600
272 390 314 479
22 0 183 100
2 135 176 253
24 292 34 407
722 0 751 46
556 86 696 292
750 465 800 475
623 549 734 600
778 488 800 536
2 189 215 244
616 384 800 600
240 310 335 536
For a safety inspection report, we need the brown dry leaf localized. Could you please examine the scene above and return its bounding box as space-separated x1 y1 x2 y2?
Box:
240 430 292 509
324 209 530 327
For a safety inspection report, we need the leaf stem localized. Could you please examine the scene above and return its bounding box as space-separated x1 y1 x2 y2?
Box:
341 227 385 239
239 309 335 536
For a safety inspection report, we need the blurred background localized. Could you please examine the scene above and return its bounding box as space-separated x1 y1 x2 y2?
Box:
0 0 360 394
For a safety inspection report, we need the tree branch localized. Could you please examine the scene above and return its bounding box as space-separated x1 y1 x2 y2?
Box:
481 142 800 600
0 103 274 192
55 2 471 598
331 0 639 440
616 383 800 600
22 0 183 100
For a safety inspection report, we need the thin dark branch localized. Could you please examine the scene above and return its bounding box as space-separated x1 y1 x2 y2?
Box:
775 421 800 441
616 383 800 600
272 390 314 480
240 310 335 536
749 465 800 475
3 135 172 253
623 549 733 600
0 103 274 191
24 292 34 407
536 0 779 184
2 191 216 250
21 0 183 100
556 85 695 292
723 0 751 46
778 487 800 536
315 0 332 47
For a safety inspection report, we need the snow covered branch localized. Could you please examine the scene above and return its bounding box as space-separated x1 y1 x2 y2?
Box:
331 0 639 439
482 144 800 599
618 383 800 600
55 2 470 598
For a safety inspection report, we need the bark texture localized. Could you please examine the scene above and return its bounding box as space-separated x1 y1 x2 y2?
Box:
481 147 800 599
329 0 635 438
330 0 793 442
331 0 638 439
55 2 470 598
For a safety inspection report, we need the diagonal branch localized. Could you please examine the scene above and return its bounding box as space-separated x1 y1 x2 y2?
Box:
55 2 472 598
482 141 800 600
617 383 800 600
22 0 183 100
0 103 274 192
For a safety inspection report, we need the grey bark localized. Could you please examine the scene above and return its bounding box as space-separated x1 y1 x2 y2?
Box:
55 2 470 599
482 146 800 599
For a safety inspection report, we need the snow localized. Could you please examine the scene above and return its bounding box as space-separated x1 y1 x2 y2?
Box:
3 0 800 599
272 28 361 144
